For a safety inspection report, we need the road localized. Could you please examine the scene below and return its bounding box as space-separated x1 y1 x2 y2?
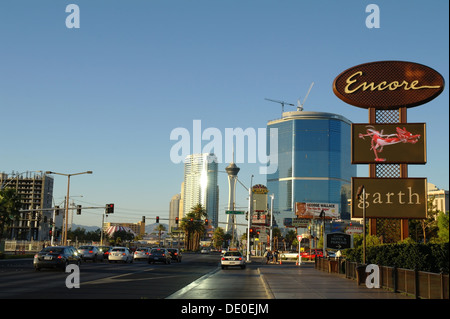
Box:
0 252 268 299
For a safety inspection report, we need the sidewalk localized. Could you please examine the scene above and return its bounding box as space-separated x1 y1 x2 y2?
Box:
258 260 412 299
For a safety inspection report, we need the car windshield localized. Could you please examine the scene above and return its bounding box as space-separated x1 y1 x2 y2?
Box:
151 249 165 254
112 248 125 252
79 246 94 250
137 248 148 252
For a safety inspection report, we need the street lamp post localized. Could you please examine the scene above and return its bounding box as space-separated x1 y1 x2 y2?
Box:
356 185 366 264
246 175 253 263
45 171 92 246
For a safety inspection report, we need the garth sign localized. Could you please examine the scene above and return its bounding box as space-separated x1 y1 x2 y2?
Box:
351 177 427 219
333 61 444 109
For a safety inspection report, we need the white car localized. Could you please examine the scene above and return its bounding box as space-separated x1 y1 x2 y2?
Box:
108 247 133 263
221 251 246 269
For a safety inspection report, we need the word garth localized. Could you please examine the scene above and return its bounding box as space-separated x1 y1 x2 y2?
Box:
170 120 278 174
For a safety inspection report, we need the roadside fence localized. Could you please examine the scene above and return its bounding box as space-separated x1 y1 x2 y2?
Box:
315 257 449 299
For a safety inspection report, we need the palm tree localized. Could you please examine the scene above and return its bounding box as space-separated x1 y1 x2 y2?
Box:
181 204 207 251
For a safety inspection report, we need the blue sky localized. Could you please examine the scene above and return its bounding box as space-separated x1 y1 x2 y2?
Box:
1 0 448 228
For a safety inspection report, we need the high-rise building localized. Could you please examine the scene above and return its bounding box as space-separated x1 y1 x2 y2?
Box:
266 110 356 232
169 193 181 231
1 171 54 240
182 153 219 227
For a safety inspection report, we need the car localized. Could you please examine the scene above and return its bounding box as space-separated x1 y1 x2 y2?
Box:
33 246 81 271
134 247 151 260
167 248 182 262
221 251 246 269
200 247 210 254
300 249 324 260
148 248 171 264
108 246 133 263
98 246 112 260
78 245 104 262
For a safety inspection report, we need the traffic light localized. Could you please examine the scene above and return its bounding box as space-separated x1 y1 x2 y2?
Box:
55 206 60 216
106 203 114 214
249 228 254 237
76 205 82 215
156 216 159 223
175 217 179 224
205 218 209 225
49 230 52 237
190 218 194 222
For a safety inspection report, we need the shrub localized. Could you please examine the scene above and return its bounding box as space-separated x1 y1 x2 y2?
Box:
344 242 448 273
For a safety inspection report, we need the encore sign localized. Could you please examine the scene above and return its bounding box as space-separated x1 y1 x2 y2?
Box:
333 61 445 109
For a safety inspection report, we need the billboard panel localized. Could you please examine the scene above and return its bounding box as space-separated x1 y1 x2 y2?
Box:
295 202 340 219
351 177 427 219
352 123 426 164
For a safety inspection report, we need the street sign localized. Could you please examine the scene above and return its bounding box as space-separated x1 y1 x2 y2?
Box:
297 235 303 241
225 210 245 214
326 233 352 250
292 218 309 228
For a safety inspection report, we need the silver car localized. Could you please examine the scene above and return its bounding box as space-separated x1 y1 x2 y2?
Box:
78 245 103 262
133 247 151 260
108 247 133 263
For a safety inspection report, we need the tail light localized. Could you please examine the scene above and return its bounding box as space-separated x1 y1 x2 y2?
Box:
174 253 178 256
122 253 126 256
57 255 62 259
89 250 93 254
221 257 225 261
238 257 242 261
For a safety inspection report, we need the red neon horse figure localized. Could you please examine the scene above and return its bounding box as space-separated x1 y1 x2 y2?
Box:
359 126 421 162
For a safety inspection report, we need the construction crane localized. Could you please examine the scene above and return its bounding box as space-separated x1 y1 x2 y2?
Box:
264 98 295 114
297 82 314 111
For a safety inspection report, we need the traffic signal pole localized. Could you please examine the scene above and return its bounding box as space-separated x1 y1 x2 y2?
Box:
246 182 252 262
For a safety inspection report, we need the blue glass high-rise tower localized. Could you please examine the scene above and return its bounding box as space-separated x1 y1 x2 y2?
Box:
266 110 356 231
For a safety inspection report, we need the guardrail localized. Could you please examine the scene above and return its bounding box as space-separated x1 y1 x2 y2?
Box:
315 257 449 299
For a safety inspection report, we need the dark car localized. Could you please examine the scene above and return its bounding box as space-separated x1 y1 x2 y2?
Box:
167 248 182 262
33 246 81 271
148 248 171 264
78 245 103 262
98 246 112 260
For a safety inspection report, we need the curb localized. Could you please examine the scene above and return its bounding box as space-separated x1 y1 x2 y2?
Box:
257 268 275 299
